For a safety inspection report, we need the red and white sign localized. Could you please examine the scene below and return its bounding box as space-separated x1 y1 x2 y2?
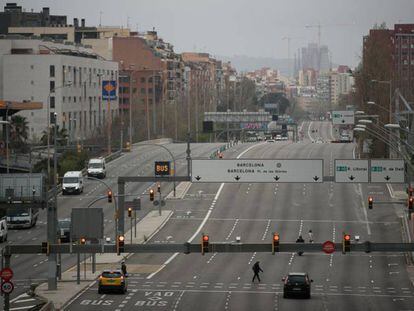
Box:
322 241 336 254
1 281 14 294
0 267 13 281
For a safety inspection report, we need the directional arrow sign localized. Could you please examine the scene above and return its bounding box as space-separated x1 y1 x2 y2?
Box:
370 159 405 183
332 110 355 125
334 160 369 183
191 159 323 183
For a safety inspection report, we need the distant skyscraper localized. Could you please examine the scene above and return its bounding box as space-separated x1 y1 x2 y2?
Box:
300 43 331 73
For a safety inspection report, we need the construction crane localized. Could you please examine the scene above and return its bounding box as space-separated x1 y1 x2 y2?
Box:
305 22 355 47
282 36 303 60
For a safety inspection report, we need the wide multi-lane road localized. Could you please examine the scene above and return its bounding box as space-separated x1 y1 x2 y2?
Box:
1 140 223 307
66 121 414 311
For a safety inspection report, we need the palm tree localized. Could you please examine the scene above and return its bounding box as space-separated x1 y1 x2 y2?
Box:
9 115 29 152
41 125 69 146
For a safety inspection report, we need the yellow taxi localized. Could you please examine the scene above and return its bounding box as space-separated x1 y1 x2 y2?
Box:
98 270 127 294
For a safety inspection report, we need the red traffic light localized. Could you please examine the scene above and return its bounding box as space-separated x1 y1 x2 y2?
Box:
118 235 125 242
108 190 113 203
368 197 373 203
409 196 413 209
273 234 280 241
344 234 351 241
368 196 373 209
202 235 209 242
80 237 86 244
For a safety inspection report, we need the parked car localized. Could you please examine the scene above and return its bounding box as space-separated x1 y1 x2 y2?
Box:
275 135 283 141
282 272 313 299
0 217 8 242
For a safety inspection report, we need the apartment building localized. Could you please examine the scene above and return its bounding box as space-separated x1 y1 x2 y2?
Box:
0 37 118 143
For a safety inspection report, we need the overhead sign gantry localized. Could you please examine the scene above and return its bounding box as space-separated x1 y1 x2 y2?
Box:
191 159 324 183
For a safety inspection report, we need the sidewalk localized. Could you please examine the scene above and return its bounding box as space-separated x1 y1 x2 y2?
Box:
35 209 173 310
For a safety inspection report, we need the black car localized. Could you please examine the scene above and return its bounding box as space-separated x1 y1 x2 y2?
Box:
282 272 313 299
57 219 71 243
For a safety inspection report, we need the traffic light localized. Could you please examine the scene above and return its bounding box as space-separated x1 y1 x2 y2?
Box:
108 190 113 203
117 235 125 255
201 234 209 255
149 189 155 201
41 241 50 255
408 187 413 197
368 196 373 209
408 196 413 211
80 237 86 245
219 152 223 159
157 183 161 193
128 207 132 217
272 233 280 254
342 233 351 253
77 143 82 154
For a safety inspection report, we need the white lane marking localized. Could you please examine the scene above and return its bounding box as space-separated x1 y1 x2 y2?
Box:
147 143 264 280
10 293 29 303
14 298 36 303
261 220 272 241
9 306 37 311
357 183 372 236
307 121 314 142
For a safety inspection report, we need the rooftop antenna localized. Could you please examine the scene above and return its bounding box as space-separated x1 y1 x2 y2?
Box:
99 11 103 27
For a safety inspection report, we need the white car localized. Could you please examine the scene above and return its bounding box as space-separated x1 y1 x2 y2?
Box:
267 139 275 143
275 135 283 141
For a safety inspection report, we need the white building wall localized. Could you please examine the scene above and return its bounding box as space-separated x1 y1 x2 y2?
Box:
0 39 118 143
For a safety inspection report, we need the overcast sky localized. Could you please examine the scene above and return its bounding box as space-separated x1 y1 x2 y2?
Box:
11 0 414 67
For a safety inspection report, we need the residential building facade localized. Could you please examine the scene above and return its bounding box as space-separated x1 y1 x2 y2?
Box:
0 38 118 143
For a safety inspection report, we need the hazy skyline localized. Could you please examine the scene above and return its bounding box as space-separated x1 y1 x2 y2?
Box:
10 0 414 68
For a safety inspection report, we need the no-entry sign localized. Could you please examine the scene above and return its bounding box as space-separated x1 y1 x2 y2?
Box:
0 267 13 281
322 241 336 254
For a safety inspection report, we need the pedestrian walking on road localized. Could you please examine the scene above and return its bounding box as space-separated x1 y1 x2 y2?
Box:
252 261 263 283
121 261 128 277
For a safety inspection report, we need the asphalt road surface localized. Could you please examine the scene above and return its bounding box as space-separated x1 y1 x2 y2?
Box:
64 121 414 311
0 141 224 308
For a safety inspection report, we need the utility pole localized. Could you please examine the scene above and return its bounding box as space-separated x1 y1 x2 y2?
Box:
48 114 58 290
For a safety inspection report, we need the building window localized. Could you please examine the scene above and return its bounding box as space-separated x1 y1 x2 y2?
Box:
141 77 146 83
74 97 77 103
50 112 56 124
148 77 153 83
30 65 34 70
50 81 55 92
62 96 65 103
50 96 55 109
31 112 34 117
148 88 153 94
73 67 77 85
50 65 55 78
141 88 145 94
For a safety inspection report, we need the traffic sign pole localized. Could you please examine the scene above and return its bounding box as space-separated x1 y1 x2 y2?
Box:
2 254 11 311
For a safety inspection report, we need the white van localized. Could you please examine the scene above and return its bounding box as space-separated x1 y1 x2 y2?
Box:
87 158 106 179
62 171 84 195
0 217 7 242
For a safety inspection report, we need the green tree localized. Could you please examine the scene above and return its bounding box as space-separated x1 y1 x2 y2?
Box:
259 93 290 114
9 115 29 152
40 125 69 146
